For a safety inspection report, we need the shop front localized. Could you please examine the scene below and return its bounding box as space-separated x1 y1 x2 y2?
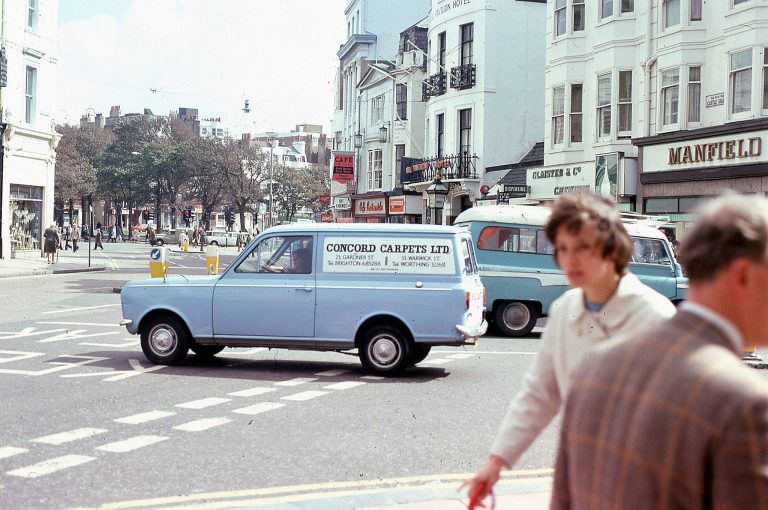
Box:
352 195 387 223
9 184 44 253
634 120 768 238
332 195 353 222
386 192 423 224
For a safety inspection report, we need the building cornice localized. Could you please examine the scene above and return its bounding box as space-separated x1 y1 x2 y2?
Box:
633 118 768 147
337 34 377 60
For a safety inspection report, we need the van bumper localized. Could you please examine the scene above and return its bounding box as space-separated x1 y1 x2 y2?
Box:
456 320 488 343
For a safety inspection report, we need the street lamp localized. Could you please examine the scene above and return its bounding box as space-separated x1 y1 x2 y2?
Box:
354 131 363 149
425 173 449 225
378 123 389 143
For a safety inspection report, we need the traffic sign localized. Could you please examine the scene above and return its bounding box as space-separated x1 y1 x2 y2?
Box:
150 248 161 261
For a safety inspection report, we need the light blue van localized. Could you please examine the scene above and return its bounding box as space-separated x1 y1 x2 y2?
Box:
120 223 487 375
454 205 687 337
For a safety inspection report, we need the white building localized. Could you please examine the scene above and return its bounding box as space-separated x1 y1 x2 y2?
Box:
417 0 546 225
330 0 430 222
0 0 59 259
538 0 768 237
199 117 230 140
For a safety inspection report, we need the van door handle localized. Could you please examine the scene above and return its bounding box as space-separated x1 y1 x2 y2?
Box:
415 281 423 288
296 287 313 292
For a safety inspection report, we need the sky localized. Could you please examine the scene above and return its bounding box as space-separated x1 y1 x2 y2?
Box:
57 0 347 135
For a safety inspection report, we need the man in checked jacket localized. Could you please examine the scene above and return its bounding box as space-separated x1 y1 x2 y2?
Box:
551 194 768 510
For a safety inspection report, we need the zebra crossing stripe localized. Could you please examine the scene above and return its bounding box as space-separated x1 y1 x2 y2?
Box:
6 455 95 478
96 435 168 453
0 446 27 460
31 428 108 445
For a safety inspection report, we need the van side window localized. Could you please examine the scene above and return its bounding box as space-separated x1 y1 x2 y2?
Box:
461 238 477 274
236 236 313 274
478 226 552 255
631 238 671 265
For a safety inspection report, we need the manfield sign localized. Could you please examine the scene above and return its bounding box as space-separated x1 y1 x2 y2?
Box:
643 130 767 173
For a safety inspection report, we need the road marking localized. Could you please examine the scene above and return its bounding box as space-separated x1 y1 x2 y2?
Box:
0 350 45 364
175 397 231 410
232 402 285 415
432 350 539 355
75 470 554 509
96 435 168 453
0 354 107 376
37 321 122 328
79 340 139 348
274 377 316 387
39 330 119 343
103 359 166 381
227 387 276 398
323 381 366 391
114 411 176 425
42 304 121 315
281 391 328 402
0 328 67 340
223 348 267 356
173 417 232 432
360 375 385 381
446 353 476 360
0 446 27 460
6 455 95 478
315 369 350 377
32 427 108 445
420 358 453 365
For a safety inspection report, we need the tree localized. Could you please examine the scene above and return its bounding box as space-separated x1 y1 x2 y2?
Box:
181 137 228 230
54 125 97 227
272 165 330 223
224 142 267 232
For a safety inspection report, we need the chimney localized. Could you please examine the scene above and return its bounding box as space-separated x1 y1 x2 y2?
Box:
109 105 121 118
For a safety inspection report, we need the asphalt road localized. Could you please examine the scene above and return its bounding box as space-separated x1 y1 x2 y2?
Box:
0 242 556 510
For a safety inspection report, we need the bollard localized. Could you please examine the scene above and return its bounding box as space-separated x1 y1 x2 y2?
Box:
149 247 169 279
206 245 219 275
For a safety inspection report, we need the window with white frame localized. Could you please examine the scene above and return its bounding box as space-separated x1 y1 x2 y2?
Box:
459 108 472 155
396 84 407 120
663 0 680 29
573 0 585 31
552 86 565 145
690 0 702 21
570 84 583 142
688 66 701 122
763 50 767 110
555 0 567 37
460 24 474 66
367 149 382 190
371 95 384 124
437 113 445 157
661 68 680 126
597 73 612 138
733 0 750 5
25 66 37 124
601 0 613 19
618 71 632 133
438 32 446 70
27 0 39 31
621 0 634 13
730 49 752 114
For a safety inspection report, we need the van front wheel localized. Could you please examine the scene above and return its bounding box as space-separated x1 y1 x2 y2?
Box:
359 326 411 376
495 301 537 337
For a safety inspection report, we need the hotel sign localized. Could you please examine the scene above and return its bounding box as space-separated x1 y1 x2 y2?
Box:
643 130 767 173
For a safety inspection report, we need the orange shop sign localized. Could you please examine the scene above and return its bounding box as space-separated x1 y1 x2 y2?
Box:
355 198 386 216
389 197 405 214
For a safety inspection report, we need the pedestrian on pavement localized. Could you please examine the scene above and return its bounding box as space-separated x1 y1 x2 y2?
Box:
71 223 79 252
57 225 64 251
109 224 116 243
148 225 157 246
64 224 72 250
550 194 768 510
117 224 124 242
236 230 245 252
463 191 676 504
43 224 58 264
94 226 104 250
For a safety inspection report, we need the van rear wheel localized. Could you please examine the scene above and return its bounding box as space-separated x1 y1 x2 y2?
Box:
359 326 411 376
495 301 537 337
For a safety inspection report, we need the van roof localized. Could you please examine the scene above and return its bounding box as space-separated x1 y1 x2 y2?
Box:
454 204 669 240
264 223 465 235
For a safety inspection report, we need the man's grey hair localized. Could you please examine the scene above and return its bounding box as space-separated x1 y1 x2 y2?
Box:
678 194 768 283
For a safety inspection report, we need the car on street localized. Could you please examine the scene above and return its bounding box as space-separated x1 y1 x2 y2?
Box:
202 230 241 247
119 223 487 375
154 229 189 246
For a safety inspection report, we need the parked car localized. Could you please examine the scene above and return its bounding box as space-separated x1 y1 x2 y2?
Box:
454 204 687 337
154 229 188 246
202 230 240 247
119 223 487 375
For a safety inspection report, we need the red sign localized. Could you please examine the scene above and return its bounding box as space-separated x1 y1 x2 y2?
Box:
320 195 331 204
332 152 355 183
355 198 386 216
320 213 334 223
388 197 405 214
337 218 354 223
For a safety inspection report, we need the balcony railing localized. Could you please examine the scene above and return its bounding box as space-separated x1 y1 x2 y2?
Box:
402 153 479 185
422 72 447 100
450 64 476 90
345 180 358 194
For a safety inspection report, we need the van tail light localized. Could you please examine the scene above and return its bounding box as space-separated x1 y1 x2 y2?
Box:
466 291 471 310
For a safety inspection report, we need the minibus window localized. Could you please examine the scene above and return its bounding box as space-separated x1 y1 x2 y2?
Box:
631 238 672 265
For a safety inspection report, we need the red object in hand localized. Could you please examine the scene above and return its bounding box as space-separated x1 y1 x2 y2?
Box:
468 482 487 510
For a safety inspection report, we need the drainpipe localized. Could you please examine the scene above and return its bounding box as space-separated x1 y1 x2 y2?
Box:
642 0 656 138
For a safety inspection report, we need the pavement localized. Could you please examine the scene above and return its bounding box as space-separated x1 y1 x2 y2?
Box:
0 249 107 278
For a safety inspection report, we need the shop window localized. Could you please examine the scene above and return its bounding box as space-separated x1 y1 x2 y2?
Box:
552 86 565 145
618 70 632 134
688 66 701 122
572 0 585 32
644 197 679 213
663 0 680 29
570 84 583 142
597 73 612 138
661 68 680 126
595 154 618 199
9 184 43 252
730 48 752 114
555 0 566 37
690 0 702 21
